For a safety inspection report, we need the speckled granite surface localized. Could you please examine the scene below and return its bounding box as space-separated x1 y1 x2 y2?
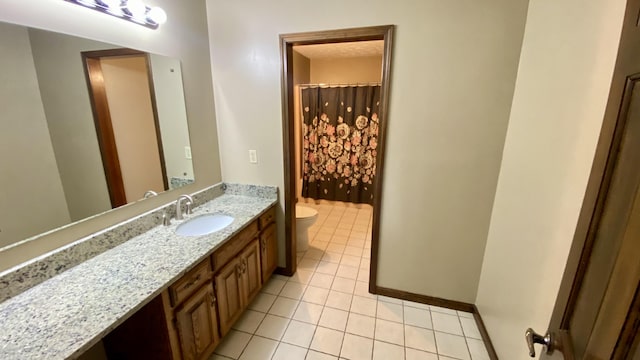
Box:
170 176 195 189
224 183 279 199
0 189 277 360
0 183 225 303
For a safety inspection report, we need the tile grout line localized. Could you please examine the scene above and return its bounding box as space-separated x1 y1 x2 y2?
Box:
224 292 279 359
269 282 304 359
254 284 284 360
403 303 408 360
457 313 473 360
220 200 485 360
429 308 441 358
372 291 378 360
269 289 300 359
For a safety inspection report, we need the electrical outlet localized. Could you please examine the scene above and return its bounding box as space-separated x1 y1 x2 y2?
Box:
249 150 258 163
184 146 192 159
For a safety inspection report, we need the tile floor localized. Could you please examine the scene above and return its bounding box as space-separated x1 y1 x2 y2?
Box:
211 200 490 360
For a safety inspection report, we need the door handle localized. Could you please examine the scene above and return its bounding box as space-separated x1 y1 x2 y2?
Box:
525 328 554 357
209 292 217 308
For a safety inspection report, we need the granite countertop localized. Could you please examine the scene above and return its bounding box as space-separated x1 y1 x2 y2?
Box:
0 193 277 360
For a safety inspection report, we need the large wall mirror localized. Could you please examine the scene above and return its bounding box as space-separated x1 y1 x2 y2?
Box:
0 21 195 249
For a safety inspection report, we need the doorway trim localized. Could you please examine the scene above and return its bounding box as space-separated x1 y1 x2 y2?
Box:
278 25 394 277
82 48 168 207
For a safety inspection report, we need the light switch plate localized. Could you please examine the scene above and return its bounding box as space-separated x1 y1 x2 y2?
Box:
184 146 192 159
249 150 258 163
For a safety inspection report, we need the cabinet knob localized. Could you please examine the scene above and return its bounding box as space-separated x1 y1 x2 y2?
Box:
209 292 217 307
236 264 242 278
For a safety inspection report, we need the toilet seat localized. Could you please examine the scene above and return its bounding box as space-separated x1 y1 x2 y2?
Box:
296 205 318 219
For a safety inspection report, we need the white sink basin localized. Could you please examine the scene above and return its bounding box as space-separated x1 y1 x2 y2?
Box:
175 214 234 236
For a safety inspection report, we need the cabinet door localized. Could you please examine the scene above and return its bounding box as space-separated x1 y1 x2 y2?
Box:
215 257 243 336
175 284 220 360
260 223 278 282
241 239 262 305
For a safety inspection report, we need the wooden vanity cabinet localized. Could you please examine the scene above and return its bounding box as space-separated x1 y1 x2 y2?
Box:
103 294 175 360
260 223 277 280
103 206 278 360
169 260 212 306
167 261 221 360
174 284 220 360
259 207 277 281
215 239 262 335
214 257 243 335
103 260 216 360
240 239 263 304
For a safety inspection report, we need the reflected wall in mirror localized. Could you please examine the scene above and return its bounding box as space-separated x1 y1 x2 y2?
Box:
0 21 194 249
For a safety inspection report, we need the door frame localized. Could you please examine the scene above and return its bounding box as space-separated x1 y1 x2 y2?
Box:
545 0 640 357
278 25 394 277
82 48 168 208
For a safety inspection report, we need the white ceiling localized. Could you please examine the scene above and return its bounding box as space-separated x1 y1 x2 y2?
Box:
293 40 384 59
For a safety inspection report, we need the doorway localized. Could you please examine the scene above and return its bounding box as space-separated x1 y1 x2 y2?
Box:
278 25 394 291
82 49 168 208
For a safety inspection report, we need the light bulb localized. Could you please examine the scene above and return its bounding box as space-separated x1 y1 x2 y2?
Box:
125 0 147 22
102 0 122 15
68 0 165 29
147 7 167 24
77 0 97 8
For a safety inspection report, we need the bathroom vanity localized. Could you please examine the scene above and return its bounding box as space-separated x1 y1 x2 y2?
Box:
104 205 277 360
0 184 279 360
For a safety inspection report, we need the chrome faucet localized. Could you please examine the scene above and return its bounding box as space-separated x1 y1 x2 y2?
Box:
162 209 171 226
175 194 194 220
143 190 158 199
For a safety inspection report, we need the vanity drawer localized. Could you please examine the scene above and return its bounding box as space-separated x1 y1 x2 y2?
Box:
169 260 212 307
259 207 276 230
213 221 259 271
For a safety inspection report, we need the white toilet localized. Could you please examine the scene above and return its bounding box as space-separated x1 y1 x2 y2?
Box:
296 204 318 251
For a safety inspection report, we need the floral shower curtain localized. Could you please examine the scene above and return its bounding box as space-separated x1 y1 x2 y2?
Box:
301 85 381 205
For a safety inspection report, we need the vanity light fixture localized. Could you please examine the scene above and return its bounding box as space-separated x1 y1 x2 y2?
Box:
64 0 167 29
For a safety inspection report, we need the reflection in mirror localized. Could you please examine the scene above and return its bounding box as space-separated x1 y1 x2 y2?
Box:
0 22 194 249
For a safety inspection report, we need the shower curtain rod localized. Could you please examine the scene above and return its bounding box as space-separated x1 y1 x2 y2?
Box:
297 82 381 89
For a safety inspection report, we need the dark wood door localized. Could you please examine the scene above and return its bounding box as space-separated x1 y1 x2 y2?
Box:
82 48 168 207
241 239 263 305
536 1 640 358
260 223 278 281
214 257 243 336
175 284 220 360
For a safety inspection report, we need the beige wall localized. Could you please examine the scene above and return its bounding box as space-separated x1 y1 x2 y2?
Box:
101 56 165 202
310 56 382 84
0 23 71 248
475 0 627 358
28 28 113 222
149 54 194 184
208 0 529 302
293 52 311 84
293 51 310 201
0 0 220 270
